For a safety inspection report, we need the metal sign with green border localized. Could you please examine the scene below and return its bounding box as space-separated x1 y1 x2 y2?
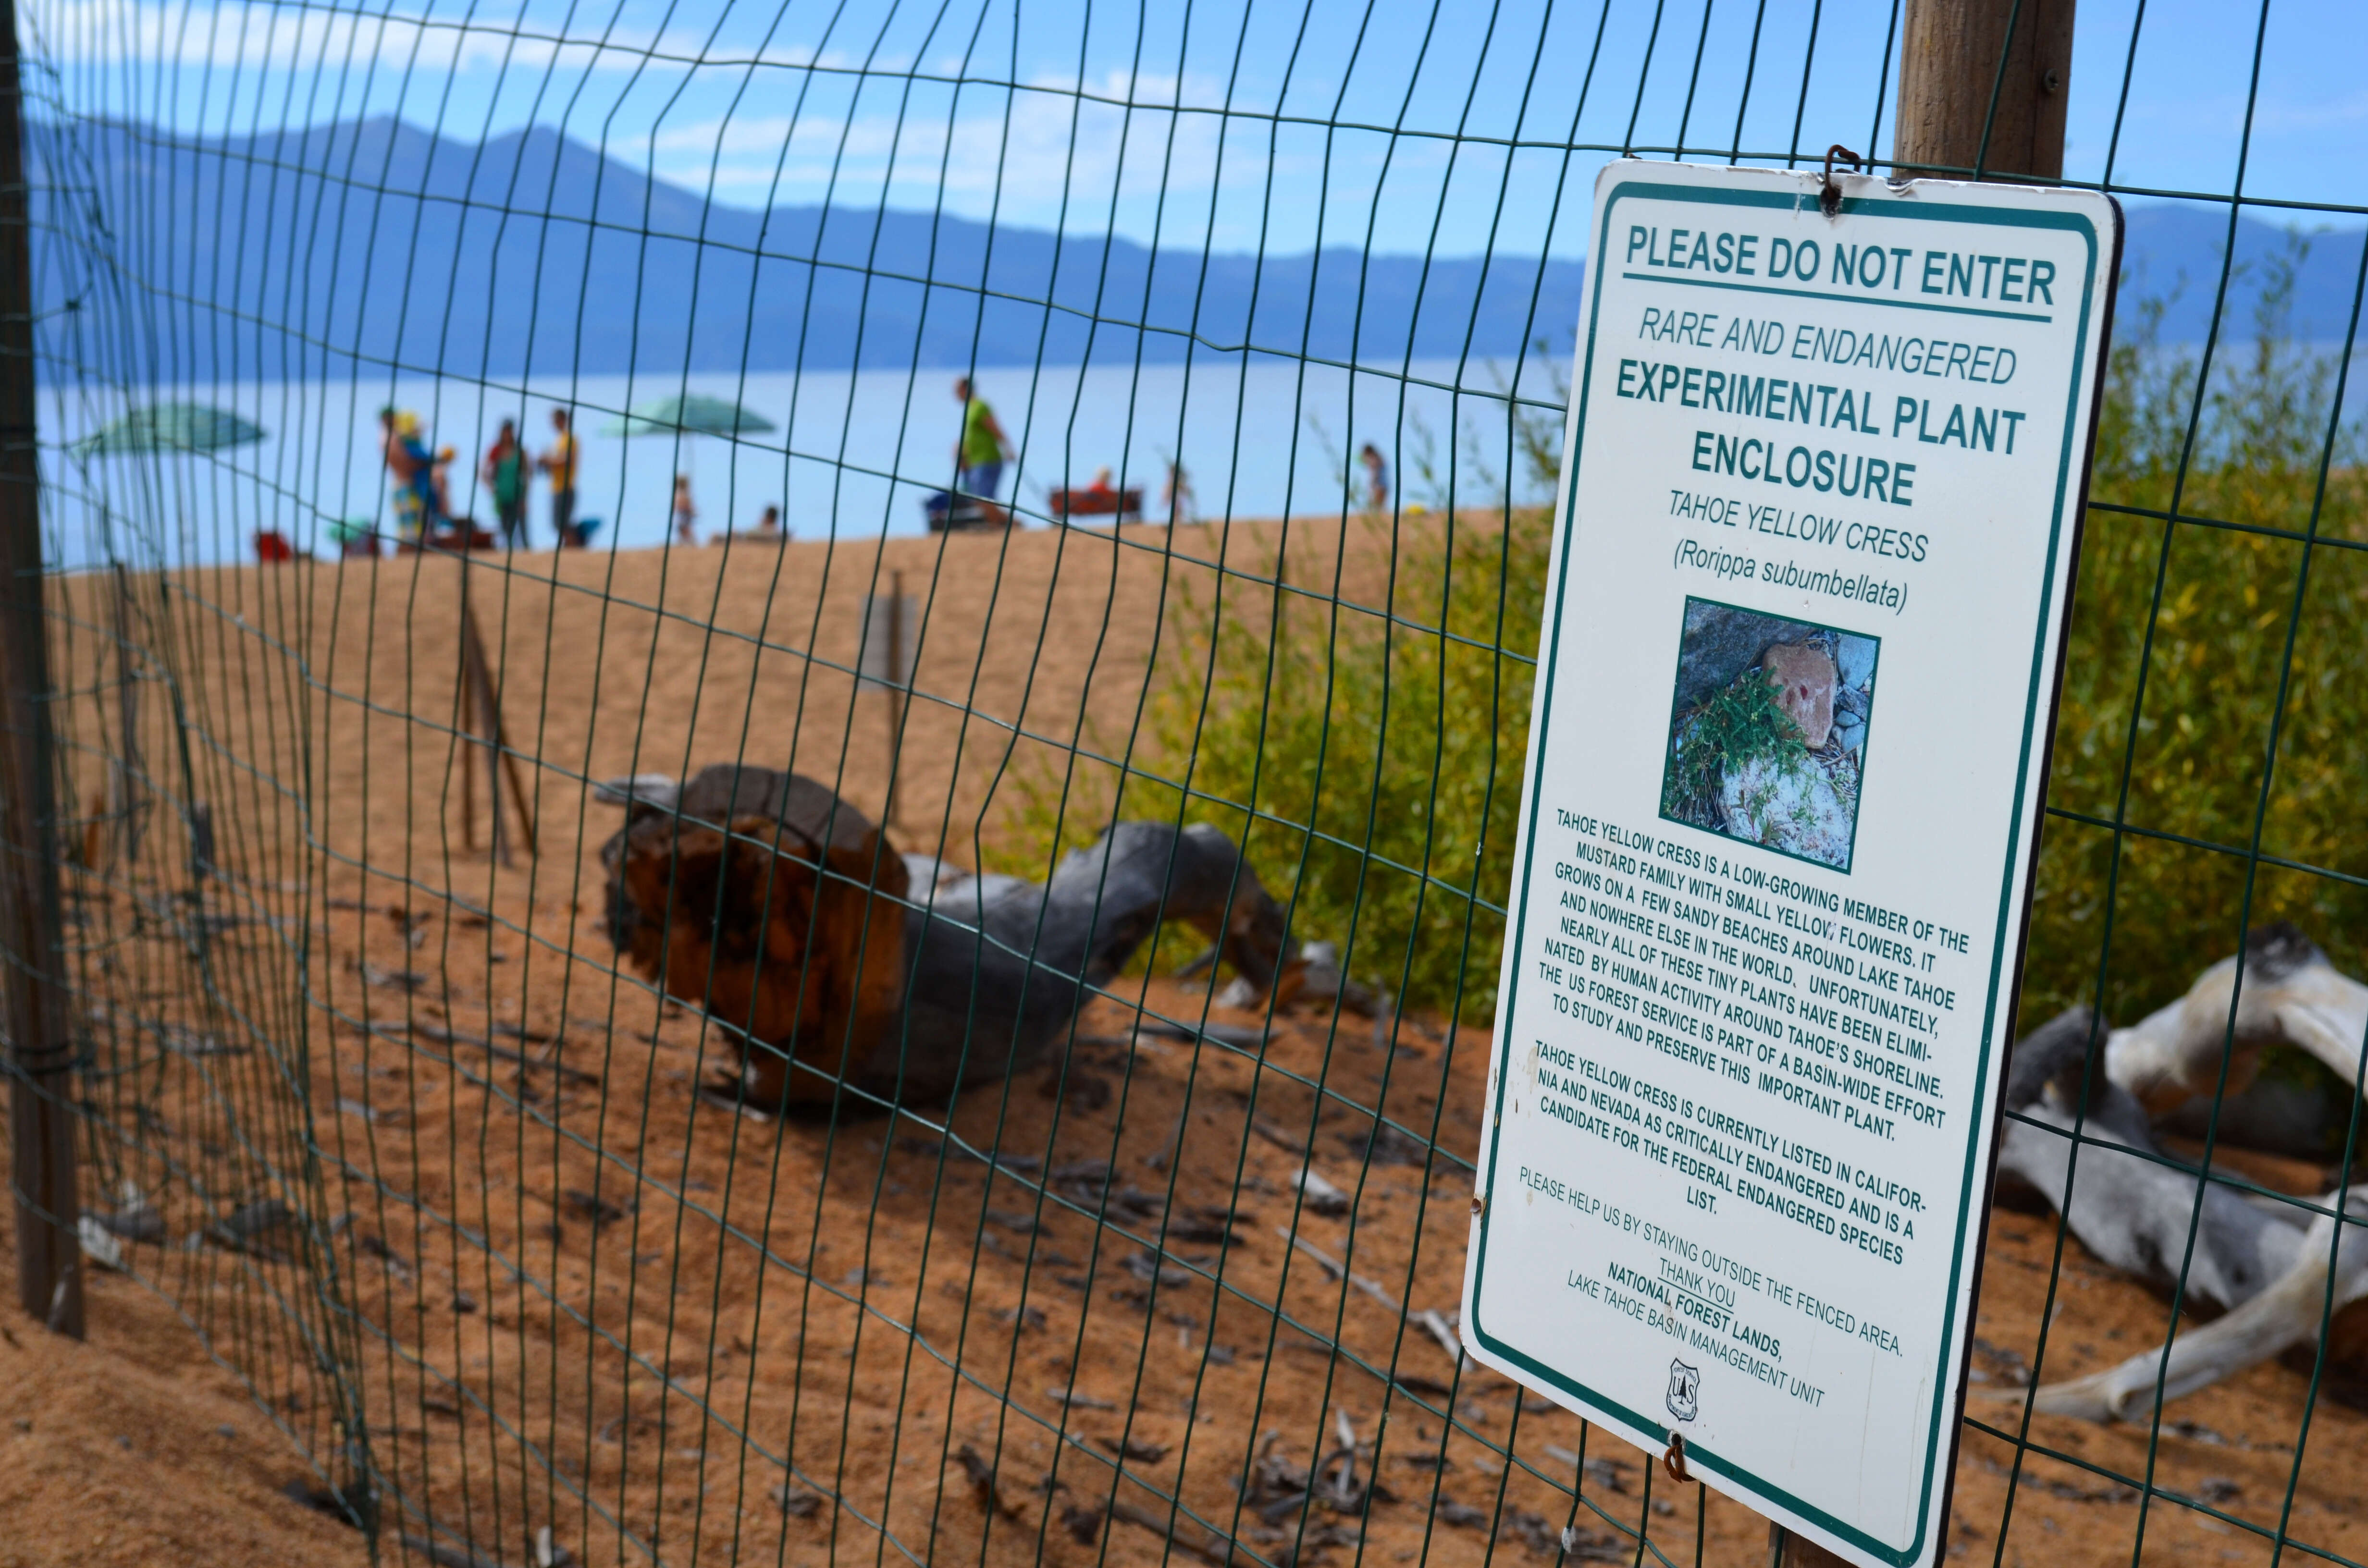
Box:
1460 159 2119 1568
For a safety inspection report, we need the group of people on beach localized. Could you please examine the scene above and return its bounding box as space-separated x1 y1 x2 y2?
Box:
475 408 582 547
379 404 786 551
375 378 1388 548
380 404 583 550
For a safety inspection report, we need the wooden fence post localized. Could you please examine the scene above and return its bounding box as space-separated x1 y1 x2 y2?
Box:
884 568 905 830
862 569 912 830
1769 1521 1853 1566
0 0 83 1339
1894 0 2077 183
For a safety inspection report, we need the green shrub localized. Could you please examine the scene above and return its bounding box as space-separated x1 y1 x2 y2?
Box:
2025 242 2368 1027
991 500 1548 1022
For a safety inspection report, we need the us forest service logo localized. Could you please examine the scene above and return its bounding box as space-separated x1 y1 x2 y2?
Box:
1665 1359 1702 1423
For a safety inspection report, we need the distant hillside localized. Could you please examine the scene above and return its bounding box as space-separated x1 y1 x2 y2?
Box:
2114 203 2364 344
23 115 2364 383
25 116 1585 383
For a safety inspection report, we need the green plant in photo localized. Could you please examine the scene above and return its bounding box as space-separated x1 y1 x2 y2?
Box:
1661 667 1810 828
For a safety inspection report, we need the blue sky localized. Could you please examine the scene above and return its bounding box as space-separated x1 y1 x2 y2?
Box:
23 0 2366 256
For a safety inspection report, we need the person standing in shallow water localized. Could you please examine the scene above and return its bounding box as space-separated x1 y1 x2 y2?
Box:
1359 442 1389 511
482 418 528 548
952 377 1010 499
672 474 698 545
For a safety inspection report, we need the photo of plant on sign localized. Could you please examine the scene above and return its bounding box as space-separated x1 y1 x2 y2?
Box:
1658 597 1879 873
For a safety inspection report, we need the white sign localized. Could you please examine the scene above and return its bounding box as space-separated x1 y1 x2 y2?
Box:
1461 161 2118 1568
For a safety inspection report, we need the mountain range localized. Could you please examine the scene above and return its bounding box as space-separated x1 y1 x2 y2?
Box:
26 115 2365 384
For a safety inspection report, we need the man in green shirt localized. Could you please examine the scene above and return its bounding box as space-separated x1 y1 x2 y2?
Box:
953 377 1010 498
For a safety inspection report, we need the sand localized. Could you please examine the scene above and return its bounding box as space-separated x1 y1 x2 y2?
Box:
13 519 2368 1564
0 1203 372 1568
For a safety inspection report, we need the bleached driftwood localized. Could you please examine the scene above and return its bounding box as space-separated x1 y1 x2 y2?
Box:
2028 1185 2368 1421
1998 1006 2305 1315
1997 929 2368 1421
2104 923 2368 1113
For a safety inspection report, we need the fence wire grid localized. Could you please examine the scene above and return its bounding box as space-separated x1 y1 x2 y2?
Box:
4 0 2368 1566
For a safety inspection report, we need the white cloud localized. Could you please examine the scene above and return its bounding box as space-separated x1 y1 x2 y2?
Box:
641 68 1360 234
22 0 821 76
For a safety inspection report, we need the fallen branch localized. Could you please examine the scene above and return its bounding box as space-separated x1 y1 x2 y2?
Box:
2104 924 2368 1113
1273 1225 1403 1315
2001 1007 2299 1316
1249 1116 1311 1156
952 1444 1024 1519
1047 1385 1119 1411
2000 998 2368 1420
1292 1165 1349 1217
2025 1182 2368 1421
1416 1307 1465 1369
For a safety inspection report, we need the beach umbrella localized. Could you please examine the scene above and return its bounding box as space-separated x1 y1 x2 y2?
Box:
69 403 269 560
598 393 775 440
599 394 776 534
72 401 266 457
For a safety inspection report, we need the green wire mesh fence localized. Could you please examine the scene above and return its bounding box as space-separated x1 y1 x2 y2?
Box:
5 0 2368 1565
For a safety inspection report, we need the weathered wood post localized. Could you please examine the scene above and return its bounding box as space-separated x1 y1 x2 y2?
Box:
1770 5 2075 1559
862 569 912 830
884 568 906 830
1894 0 2077 183
0 0 84 1339
111 563 142 864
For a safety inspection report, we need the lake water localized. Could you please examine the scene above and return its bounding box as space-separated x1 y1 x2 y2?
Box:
43 357 1568 569
43 339 2362 571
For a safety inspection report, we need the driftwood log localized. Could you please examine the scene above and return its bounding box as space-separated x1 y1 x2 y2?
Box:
2103 923 2368 1114
598 765 1291 1109
1997 927 2368 1420
1998 1005 2305 1317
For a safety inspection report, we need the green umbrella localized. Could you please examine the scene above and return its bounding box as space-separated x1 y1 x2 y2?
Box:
72 402 267 457
598 393 776 440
